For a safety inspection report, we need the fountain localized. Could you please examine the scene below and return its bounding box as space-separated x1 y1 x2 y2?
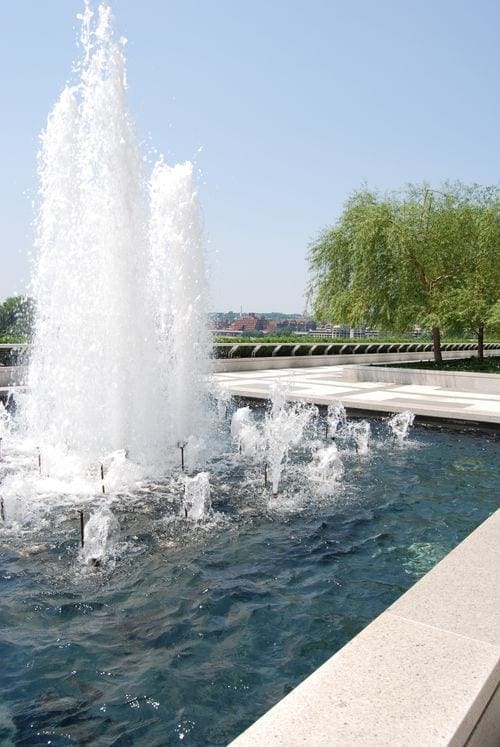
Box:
231 384 317 496
264 387 316 496
2 2 211 517
0 4 498 745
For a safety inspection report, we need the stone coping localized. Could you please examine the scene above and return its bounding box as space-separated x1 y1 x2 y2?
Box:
230 510 500 746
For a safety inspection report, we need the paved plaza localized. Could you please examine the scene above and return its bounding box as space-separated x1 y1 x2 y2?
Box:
215 365 500 425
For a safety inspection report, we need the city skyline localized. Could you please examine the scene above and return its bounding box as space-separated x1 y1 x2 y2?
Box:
1 0 498 312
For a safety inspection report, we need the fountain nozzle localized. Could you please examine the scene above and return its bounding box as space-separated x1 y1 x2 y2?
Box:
78 509 85 548
177 441 188 471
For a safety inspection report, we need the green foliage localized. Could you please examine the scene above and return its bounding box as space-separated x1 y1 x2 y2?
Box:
0 296 35 342
308 182 500 359
239 329 264 338
436 186 500 338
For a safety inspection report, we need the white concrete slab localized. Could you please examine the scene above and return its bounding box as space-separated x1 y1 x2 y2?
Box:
342 390 401 402
214 366 500 424
391 385 500 401
466 401 500 414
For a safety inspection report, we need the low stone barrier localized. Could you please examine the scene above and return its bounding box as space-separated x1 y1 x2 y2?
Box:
213 341 498 360
213 348 500 373
346 363 500 395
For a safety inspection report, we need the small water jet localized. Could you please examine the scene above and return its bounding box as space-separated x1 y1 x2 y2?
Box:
81 506 119 567
264 392 316 496
307 442 344 495
326 401 347 440
231 385 317 497
182 472 211 520
231 407 263 460
350 420 371 455
213 385 232 422
388 410 415 445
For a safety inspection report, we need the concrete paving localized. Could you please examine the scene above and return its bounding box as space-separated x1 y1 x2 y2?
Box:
214 365 500 425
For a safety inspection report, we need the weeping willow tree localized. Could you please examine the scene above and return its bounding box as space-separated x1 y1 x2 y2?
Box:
308 183 499 362
436 186 499 360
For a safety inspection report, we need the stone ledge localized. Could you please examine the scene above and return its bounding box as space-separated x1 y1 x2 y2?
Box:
345 364 500 395
230 510 500 747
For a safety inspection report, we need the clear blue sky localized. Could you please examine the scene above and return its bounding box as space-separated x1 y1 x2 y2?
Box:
1 0 498 313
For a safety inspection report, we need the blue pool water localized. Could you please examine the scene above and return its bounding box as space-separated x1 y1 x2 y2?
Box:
0 418 498 745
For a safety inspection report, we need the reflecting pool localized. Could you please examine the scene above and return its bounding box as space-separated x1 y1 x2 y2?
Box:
0 414 498 745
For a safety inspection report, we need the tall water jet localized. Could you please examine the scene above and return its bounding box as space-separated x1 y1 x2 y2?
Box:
149 160 211 455
15 2 211 483
26 3 157 464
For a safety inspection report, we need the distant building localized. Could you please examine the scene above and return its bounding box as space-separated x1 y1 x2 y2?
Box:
276 317 316 332
229 313 264 332
304 324 379 338
223 313 289 334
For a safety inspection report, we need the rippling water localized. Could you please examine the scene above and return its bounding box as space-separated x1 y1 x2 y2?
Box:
0 418 498 745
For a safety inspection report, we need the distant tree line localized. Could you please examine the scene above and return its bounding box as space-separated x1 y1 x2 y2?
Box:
308 182 499 361
0 296 35 342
